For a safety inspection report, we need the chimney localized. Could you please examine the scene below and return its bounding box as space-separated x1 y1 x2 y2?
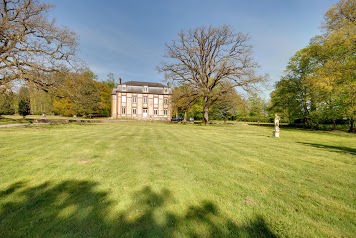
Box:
167 82 171 88
119 77 122 85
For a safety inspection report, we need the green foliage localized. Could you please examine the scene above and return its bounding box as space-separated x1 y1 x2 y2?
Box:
28 83 54 115
314 0 356 131
173 83 250 121
237 117 271 123
106 72 116 86
171 85 200 119
53 98 76 117
98 80 115 117
270 0 356 131
268 47 317 123
269 79 301 123
53 71 112 117
0 89 15 115
210 88 245 121
18 86 30 118
187 101 204 120
247 92 268 118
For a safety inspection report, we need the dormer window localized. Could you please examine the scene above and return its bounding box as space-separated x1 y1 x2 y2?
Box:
143 86 148 92
122 85 126 91
164 88 168 93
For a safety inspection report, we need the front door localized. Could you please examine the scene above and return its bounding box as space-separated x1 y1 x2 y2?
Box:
143 109 148 118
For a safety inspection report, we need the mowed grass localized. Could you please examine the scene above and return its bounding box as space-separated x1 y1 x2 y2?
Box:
0 122 355 238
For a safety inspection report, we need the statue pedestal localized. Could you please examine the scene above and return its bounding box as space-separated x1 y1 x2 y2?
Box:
273 130 280 138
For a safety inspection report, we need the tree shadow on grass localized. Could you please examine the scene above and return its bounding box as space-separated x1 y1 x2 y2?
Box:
0 180 278 238
299 142 356 156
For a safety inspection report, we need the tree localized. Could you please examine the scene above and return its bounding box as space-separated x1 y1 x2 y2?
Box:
270 44 321 127
107 72 115 86
269 79 302 123
18 85 30 118
0 0 78 89
210 87 243 122
54 71 96 117
247 92 267 123
53 70 112 117
270 0 355 131
322 0 356 33
96 80 113 117
171 85 200 120
158 25 266 124
314 0 356 131
0 85 15 116
28 83 53 115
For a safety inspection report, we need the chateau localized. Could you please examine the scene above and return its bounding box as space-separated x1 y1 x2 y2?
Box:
111 80 172 120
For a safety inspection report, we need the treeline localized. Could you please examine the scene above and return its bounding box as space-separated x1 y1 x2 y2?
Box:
269 0 355 132
0 70 114 118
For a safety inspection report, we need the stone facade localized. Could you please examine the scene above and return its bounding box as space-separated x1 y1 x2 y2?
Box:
111 81 172 120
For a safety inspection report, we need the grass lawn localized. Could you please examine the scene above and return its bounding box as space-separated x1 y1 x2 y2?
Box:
0 122 355 237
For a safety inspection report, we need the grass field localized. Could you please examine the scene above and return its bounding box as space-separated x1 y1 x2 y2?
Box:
0 122 355 237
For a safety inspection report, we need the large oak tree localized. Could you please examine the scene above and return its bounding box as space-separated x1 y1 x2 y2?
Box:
0 0 78 89
158 25 265 124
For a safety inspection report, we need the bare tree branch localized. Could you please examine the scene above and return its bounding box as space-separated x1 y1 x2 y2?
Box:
158 25 267 124
0 0 79 89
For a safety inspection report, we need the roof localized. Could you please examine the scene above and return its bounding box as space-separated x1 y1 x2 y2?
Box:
123 81 166 88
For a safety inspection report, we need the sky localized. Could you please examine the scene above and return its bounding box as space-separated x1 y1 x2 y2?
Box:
46 0 338 97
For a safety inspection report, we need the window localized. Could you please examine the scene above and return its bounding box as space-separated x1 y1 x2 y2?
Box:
164 98 168 105
154 98 158 105
143 97 148 104
122 85 126 91
121 95 126 103
164 88 168 93
164 109 168 115
121 106 126 114
154 109 158 115
132 108 137 115
132 95 137 103
143 86 148 92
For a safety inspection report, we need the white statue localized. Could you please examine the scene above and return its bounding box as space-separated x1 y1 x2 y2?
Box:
273 114 280 137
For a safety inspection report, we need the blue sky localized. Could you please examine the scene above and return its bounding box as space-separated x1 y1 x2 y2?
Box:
47 0 338 97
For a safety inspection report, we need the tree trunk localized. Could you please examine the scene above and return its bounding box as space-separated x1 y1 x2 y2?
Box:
203 106 209 125
203 96 209 125
183 111 187 122
349 117 354 133
332 120 336 130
